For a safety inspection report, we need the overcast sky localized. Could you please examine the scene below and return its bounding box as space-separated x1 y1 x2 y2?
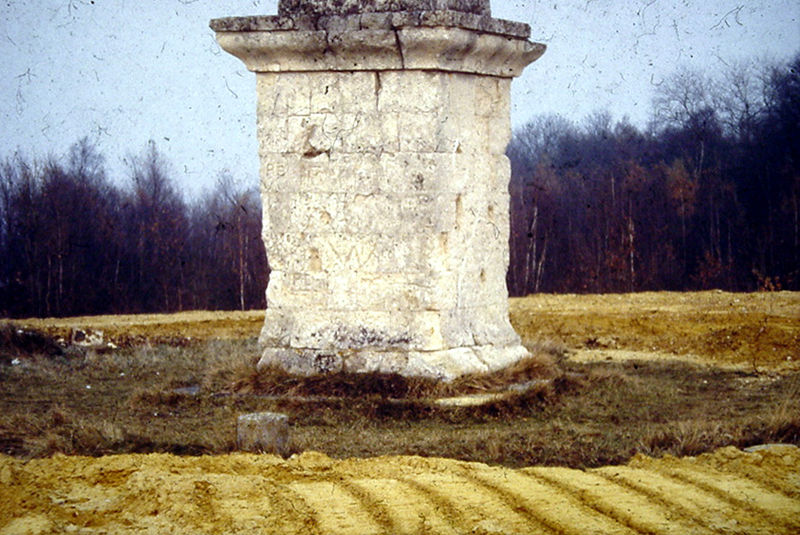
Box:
1 0 798 198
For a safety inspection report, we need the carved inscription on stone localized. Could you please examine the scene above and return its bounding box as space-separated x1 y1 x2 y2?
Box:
213 0 544 379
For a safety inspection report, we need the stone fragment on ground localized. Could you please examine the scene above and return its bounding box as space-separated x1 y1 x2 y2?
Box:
237 411 290 456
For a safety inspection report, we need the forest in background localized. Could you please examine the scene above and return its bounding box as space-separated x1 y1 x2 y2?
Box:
508 54 799 295
1 54 798 318
0 141 267 317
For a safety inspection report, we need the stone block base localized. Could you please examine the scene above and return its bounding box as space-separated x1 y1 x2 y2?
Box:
258 343 528 381
237 412 290 456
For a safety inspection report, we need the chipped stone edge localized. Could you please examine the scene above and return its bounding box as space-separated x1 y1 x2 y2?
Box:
210 10 531 39
277 0 492 19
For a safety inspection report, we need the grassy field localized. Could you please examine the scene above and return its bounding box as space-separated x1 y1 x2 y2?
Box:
1 291 798 469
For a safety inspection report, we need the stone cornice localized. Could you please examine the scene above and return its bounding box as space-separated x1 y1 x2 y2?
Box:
210 10 530 39
212 16 544 77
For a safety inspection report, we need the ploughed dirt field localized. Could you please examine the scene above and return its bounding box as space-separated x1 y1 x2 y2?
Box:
2 445 799 534
2 291 799 534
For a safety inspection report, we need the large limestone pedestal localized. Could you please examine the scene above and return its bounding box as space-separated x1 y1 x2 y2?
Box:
211 0 544 380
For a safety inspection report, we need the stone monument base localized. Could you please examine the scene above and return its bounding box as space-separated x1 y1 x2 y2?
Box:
212 0 544 382
259 344 529 380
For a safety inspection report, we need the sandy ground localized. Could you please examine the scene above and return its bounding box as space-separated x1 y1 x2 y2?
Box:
4 292 799 533
1 445 798 534
15 310 265 346
510 291 800 370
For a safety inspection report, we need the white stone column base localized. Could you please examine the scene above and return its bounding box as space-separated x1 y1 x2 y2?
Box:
213 3 544 382
258 343 529 381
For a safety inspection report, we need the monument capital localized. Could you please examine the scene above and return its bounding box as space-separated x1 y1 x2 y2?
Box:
210 0 543 77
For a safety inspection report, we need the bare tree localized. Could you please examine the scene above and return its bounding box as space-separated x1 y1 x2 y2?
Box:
716 59 770 142
651 68 715 130
124 141 189 312
213 172 262 311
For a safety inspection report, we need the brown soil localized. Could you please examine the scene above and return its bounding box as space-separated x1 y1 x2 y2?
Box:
1 445 798 534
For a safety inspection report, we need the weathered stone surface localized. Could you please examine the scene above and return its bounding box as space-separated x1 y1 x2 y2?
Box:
278 0 491 17
237 412 290 456
212 1 544 380
214 26 542 75
210 11 533 39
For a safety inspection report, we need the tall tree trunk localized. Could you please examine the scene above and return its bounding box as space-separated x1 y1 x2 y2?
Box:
524 205 542 295
45 255 52 317
534 236 547 293
793 188 799 268
627 204 635 292
238 218 245 311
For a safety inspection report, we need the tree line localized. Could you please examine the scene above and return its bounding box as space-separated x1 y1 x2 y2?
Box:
507 54 799 295
2 53 797 317
0 140 267 317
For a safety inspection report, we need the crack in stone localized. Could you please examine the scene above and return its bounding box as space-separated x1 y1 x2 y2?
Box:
374 71 382 109
392 28 406 69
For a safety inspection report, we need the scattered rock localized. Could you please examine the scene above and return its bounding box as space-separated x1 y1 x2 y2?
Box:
744 443 799 453
71 328 105 347
172 385 200 396
237 412 290 456
434 378 551 407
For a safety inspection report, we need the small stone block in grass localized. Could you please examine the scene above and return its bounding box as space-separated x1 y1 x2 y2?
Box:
237 412 290 456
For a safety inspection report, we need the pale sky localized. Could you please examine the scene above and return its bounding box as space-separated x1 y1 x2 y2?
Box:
1 0 798 198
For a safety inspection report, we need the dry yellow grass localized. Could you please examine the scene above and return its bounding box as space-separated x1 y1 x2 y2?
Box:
511 291 800 370
14 291 798 369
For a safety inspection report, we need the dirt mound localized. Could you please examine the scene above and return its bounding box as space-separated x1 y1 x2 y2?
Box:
1 445 798 534
0 324 64 364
